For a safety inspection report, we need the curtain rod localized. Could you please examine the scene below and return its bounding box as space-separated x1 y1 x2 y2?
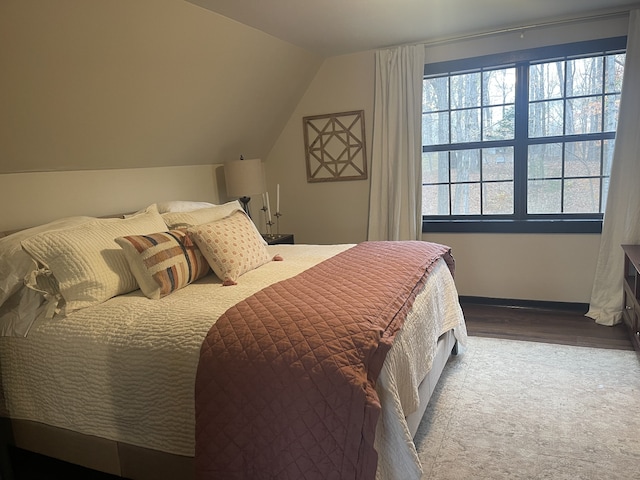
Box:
408 7 633 49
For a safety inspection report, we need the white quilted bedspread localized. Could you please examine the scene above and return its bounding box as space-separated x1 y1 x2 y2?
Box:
374 257 467 480
0 244 466 479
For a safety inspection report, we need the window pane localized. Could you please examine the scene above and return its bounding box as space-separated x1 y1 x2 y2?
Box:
566 57 603 96
528 143 562 179
605 54 625 93
529 61 564 101
483 105 515 141
451 108 480 143
564 141 601 178
483 68 516 105
451 72 480 109
422 184 450 215
451 183 480 215
528 179 562 213
529 100 564 137
483 147 513 181
423 77 449 112
451 149 480 182
422 151 449 184
422 112 449 146
564 178 600 213
483 181 514 214
604 94 621 132
565 96 602 135
422 39 625 227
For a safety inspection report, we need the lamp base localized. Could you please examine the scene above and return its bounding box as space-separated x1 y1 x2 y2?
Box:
239 196 251 218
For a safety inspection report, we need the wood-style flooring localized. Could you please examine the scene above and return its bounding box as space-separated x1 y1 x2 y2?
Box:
461 301 634 350
4 303 635 479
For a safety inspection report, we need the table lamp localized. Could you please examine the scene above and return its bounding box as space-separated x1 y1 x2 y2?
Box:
224 156 264 217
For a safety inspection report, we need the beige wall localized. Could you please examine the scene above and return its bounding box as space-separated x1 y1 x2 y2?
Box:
265 14 629 303
425 233 602 303
0 0 322 173
265 52 375 244
0 1 629 304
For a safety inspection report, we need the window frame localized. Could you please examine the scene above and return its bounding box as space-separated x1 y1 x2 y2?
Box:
421 36 627 234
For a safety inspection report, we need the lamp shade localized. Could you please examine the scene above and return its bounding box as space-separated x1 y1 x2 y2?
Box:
224 158 264 198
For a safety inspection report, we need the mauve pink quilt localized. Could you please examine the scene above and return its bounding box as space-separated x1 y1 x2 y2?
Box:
195 241 454 480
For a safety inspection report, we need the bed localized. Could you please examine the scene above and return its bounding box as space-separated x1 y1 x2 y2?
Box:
0 201 467 480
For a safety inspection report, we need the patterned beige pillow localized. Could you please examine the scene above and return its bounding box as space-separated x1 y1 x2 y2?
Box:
21 205 168 315
116 229 210 299
187 210 272 286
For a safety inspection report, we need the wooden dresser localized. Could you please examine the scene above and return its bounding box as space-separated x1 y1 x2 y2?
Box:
622 245 640 351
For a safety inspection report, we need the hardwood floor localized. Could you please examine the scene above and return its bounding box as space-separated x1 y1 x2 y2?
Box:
461 301 634 350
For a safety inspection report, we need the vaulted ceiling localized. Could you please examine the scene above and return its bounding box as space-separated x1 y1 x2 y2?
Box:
1 0 637 174
189 0 639 56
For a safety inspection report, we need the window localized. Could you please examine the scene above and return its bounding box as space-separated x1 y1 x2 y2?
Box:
421 37 626 233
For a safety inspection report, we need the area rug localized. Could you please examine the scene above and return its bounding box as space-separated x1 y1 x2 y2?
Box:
414 337 640 479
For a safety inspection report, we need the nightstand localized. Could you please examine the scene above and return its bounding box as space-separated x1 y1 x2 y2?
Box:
262 233 294 245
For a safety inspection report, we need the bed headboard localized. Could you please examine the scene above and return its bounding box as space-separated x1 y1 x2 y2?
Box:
0 230 18 239
0 164 225 233
0 213 128 240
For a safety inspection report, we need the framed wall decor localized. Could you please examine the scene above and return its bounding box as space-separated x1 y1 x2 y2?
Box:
302 110 368 183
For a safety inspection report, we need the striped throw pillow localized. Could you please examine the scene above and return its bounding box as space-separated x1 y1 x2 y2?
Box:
116 229 210 299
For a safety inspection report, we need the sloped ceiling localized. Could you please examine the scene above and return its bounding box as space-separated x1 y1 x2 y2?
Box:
2 0 638 174
0 0 323 173
189 0 640 56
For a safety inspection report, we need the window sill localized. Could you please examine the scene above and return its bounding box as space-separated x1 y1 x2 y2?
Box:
422 218 603 234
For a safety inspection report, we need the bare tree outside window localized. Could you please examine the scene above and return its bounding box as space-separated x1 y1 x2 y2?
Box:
422 38 626 232
422 66 515 216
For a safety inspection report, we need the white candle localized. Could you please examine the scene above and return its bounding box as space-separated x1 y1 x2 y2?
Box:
276 184 280 213
265 191 272 221
261 193 266 209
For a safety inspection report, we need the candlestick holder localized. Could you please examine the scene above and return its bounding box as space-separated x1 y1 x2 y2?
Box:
261 206 273 235
265 220 274 237
274 212 282 235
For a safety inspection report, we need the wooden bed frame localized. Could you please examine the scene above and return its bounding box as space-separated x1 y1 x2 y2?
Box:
0 221 460 480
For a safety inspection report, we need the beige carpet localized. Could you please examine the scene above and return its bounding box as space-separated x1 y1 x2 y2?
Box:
414 337 640 479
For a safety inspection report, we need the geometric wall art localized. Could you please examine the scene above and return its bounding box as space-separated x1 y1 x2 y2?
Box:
302 110 368 183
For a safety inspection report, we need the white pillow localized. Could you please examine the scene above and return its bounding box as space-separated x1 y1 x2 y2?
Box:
156 200 216 213
0 216 95 336
0 288 45 337
162 201 267 245
161 200 242 228
21 205 168 316
0 216 93 308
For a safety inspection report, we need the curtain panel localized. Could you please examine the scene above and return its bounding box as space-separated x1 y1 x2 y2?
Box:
587 9 640 326
367 45 425 241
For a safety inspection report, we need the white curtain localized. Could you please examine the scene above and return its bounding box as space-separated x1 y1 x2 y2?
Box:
367 45 425 241
587 9 640 326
